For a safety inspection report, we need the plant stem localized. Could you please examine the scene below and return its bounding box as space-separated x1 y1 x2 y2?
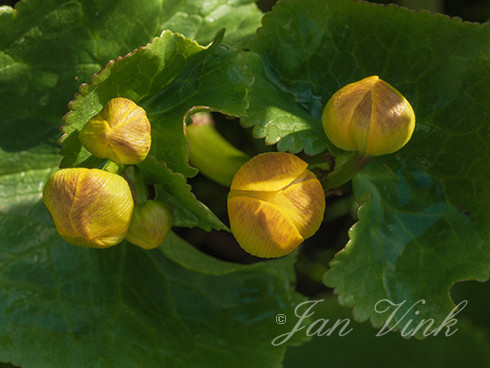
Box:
124 166 148 204
133 167 148 204
324 152 372 190
101 160 120 173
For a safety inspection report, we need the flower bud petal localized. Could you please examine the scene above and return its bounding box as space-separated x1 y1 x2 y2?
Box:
267 170 325 239
230 152 308 192
80 97 151 165
228 152 325 258
43 168 134 248
228 196 304 258
322 76 415 156
126 200 173 250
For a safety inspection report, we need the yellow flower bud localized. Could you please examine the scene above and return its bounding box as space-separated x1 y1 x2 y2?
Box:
322 76 415 156
79 97 151 165
43 168 134 248
227 152 325 258
125 200 173 250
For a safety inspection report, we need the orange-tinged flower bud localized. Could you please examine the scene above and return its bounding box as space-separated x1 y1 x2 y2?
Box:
43 168 134 248
227 152 325 258
79 97 151 165
322 76 415 156
126 200 173 250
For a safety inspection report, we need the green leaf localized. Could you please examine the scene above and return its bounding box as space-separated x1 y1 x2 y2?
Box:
324 165 489 335
0 153 59 214
139 156 228 231
161 230 298 281
248 0 490 336
240 52 327 155
160 0 262 48
0 166 307 367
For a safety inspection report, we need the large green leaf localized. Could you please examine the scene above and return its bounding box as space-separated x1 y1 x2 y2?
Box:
324 165 489 335
0 164 307 367
248 0 489 336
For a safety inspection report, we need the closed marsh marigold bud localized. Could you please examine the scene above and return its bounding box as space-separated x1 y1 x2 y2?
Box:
227 152 325 258
80 97 151 165
322 76 415 156
43 168 134 248
126 200 173 250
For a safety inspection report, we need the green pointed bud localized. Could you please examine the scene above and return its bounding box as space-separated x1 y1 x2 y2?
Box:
80 97 151 165
126 200 173 250
43 168 134 248
322 76 416 156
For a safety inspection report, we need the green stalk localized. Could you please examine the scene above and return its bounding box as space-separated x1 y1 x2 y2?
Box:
124 166 148 204
186 113 250 187
324 152 372 190
101 160 126 174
